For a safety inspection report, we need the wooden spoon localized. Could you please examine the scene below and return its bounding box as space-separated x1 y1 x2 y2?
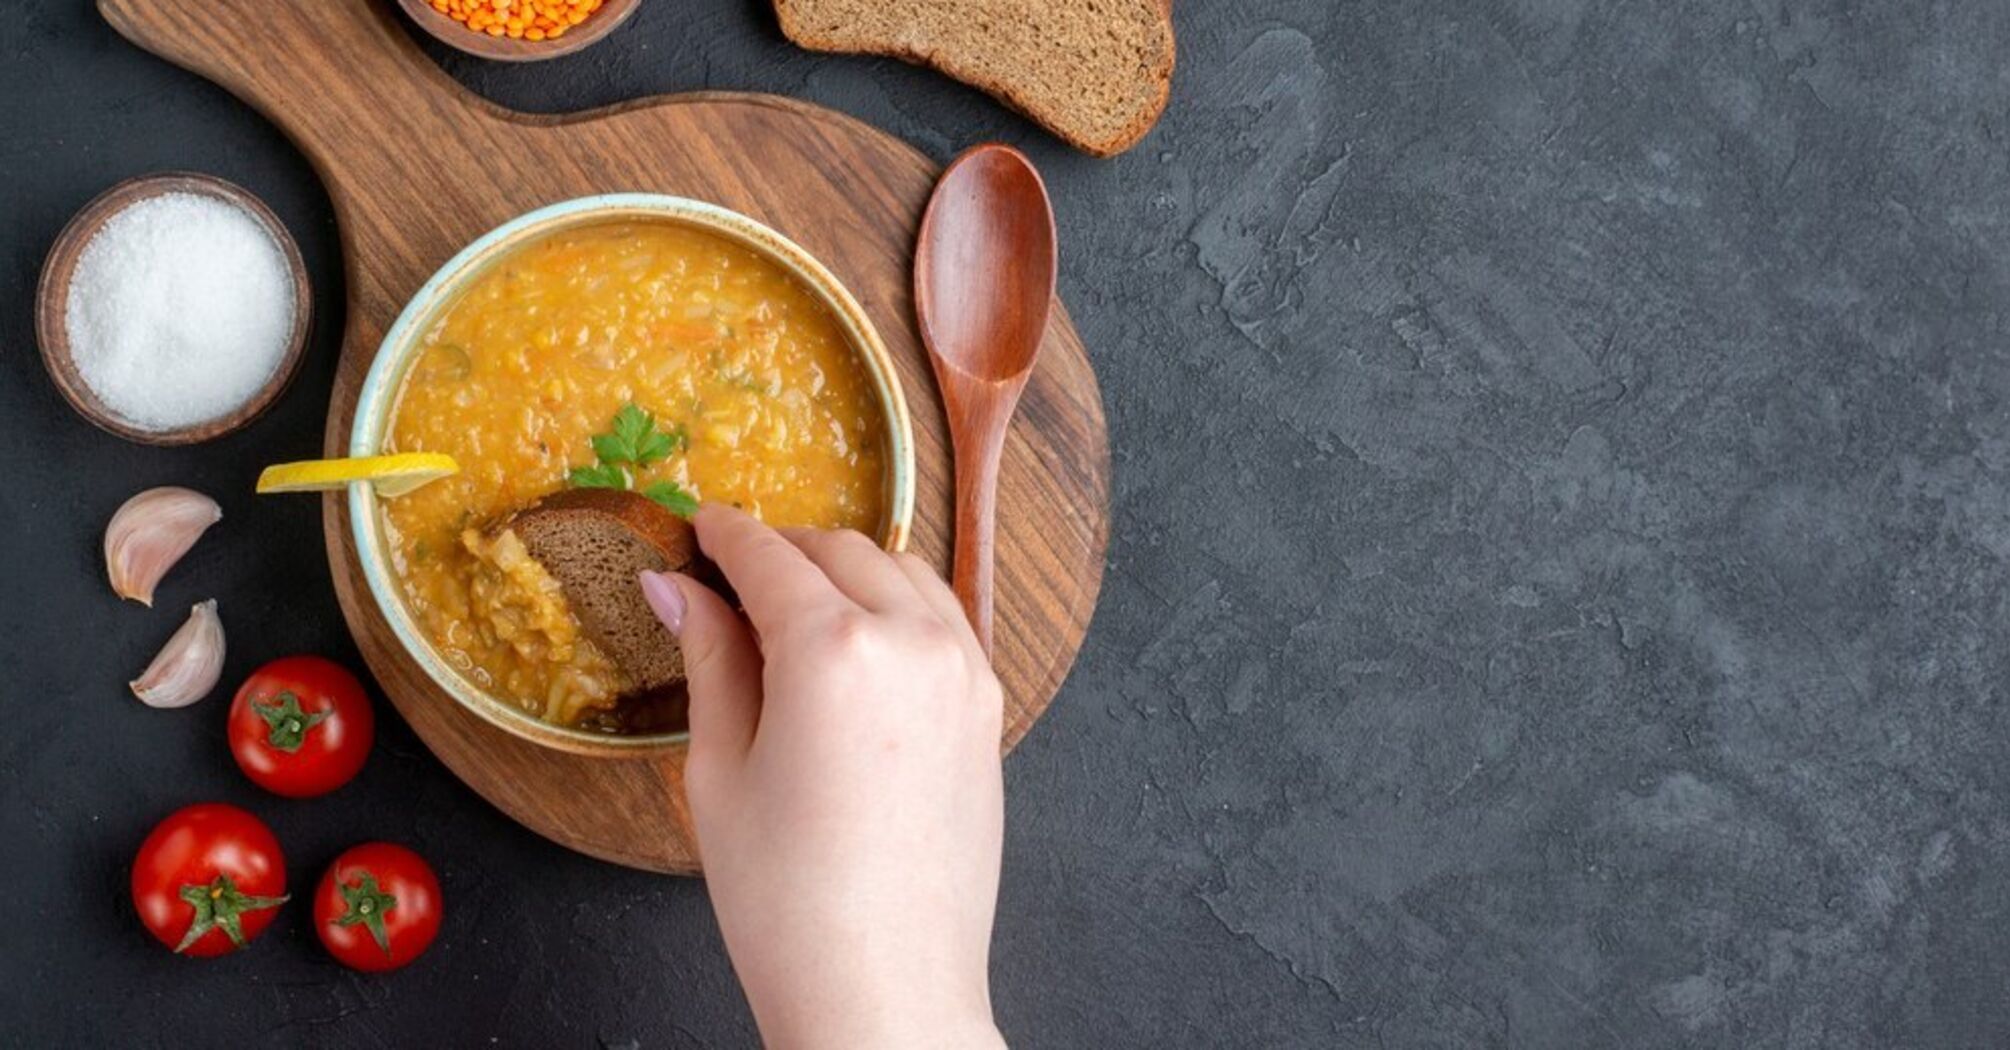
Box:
915 144 1058 655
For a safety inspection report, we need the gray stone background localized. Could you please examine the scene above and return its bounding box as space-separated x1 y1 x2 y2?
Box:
4 0 2008 1046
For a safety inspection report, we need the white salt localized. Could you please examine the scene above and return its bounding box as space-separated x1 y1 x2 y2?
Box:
64 192 296 432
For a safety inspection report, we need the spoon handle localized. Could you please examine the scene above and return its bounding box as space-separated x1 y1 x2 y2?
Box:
950 411 1012 656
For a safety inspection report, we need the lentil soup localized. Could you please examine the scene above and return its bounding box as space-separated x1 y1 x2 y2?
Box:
381 219 889 732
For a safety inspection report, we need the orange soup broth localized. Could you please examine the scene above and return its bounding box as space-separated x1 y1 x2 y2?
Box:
382 220 888 728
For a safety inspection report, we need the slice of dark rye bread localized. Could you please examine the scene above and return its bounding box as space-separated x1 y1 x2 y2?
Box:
772 0 1175 158
502 489 700 694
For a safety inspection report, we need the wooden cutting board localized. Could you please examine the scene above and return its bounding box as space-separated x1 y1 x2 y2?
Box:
99 0 1109 873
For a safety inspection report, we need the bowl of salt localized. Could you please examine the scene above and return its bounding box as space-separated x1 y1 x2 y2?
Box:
37 172 311 445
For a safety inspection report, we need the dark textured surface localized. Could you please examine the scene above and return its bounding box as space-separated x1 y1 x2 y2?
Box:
4 0 2009 1046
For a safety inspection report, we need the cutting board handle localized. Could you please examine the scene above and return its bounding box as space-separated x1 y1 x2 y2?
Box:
97 0 489 170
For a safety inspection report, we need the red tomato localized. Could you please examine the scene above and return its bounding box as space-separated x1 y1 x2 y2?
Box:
131 803 287 957
228 656 375 798
314 842 443 972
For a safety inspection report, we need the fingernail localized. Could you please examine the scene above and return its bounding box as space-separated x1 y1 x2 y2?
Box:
638 570 686 635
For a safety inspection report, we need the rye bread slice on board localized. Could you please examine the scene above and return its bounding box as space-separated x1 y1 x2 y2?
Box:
773 0 1176 157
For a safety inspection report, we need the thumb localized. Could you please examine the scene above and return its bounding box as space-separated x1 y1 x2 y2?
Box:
640 570 760 759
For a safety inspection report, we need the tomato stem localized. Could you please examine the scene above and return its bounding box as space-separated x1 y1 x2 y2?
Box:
253 690 330 753
335 871 399 956
174 874 288 953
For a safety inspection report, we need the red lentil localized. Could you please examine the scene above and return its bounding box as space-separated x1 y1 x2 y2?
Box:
431 0 603 42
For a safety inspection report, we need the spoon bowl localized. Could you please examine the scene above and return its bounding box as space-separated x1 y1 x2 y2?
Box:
916 146 1057 383
915 144 1058 653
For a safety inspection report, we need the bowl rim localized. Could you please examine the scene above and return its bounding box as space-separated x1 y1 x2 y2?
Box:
349 193 916 754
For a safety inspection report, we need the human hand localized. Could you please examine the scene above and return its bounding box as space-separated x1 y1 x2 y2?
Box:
639 505 1006 1049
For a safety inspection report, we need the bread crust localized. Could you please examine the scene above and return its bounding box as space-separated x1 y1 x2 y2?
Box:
773 0 1176 157
510 488 699 571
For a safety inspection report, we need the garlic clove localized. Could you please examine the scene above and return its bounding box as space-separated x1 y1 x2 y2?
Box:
105 487 222 607
131 600 225 709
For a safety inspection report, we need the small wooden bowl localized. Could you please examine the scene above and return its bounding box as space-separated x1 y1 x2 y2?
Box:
37 173 312 446
394 0 641 62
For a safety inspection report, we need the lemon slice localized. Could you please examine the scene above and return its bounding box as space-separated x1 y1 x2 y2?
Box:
256 453 459 497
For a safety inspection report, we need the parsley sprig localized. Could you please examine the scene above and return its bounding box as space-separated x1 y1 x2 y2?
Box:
592 403 681 468
569 403 697 517
641 481 699 517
